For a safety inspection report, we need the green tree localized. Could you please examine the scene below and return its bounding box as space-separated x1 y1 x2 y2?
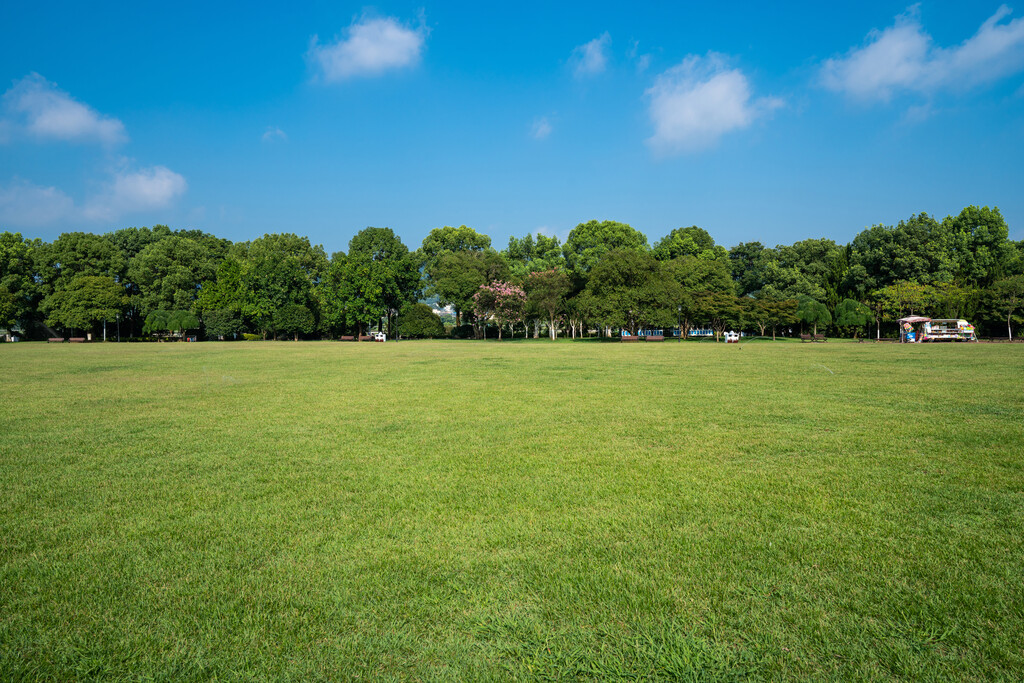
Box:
563 220 649 278
128 234 220 315
222 234 327 338
397 303 445 339
315 252 350 337
729 241 766 297
741 297 796 339
503 233 565 280
527 269 572 340
665 255 735 294
0 232 39 332
343 227 421 336
143 310 200 338
584 249 680 335
203 308 242 340
692 291 742 342
795 296 832 335
835 298 872 338
429 250 509 331
652 226 726 261
942 205 1010 287
991 275 1024 339
419 225 491 272
274 304 315 341
40 275 127 336
35 232 126 293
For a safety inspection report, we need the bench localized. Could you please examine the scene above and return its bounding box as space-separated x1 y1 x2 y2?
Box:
358 335 374 342
48 337 65 343
814 334 827 342
339 335 355 341
800 334 812 342
69 337 86 343
645 335 665 342
621 335 639 342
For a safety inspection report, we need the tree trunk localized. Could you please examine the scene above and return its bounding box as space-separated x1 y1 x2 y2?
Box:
549 315 557 340
294 331 299 342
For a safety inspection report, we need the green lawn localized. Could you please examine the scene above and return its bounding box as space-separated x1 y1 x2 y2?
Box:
1 340 1022 681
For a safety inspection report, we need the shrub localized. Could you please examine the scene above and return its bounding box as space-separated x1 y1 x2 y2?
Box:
242 333 261 341
450 324 475 339
398 303 445 339
203 308 242 340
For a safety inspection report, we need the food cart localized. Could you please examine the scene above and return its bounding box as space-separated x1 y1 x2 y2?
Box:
923 319 977 342
897 316 978 343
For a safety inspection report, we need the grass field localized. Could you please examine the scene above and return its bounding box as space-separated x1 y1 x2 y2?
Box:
1 339 1023 680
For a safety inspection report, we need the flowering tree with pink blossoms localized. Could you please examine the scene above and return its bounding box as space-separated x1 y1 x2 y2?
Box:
473 281 526 340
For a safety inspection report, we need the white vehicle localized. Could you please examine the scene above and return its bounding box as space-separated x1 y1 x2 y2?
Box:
374 331 387 342
724 331 740 343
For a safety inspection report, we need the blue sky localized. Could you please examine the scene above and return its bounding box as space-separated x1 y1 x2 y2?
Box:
2 1 1024 254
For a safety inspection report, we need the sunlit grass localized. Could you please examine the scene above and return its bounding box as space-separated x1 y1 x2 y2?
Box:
1 340 1022 680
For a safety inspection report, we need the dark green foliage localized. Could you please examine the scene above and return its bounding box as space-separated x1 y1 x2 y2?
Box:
203 308 242 340
0 232 39 330
652 226 725 261
429 250 509 329
8 203 1024 340
527 268 572 339
127 235 220 315
503 233 565 280
342 227 421 336
397 303 445 338
142 309 200 336
795 296 832 335
835 298 872 337
40 275 127 333
274 303 315 340
563 220 649 277
585 249 680 334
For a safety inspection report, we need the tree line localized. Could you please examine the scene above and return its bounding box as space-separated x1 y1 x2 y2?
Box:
1 205 1022 342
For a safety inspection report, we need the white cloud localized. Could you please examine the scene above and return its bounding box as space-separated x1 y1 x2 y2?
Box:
645 53 782 155
0 179 76 226
628 40 651 73
822 5 1024 101
531 116 553 140
84 166 187 220
571 33 611 78
308 16 426 81
262 126 287 143
0 165 187 228
1 73 126 145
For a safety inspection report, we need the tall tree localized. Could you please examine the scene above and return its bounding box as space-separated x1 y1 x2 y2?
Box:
835 298 872 338
503 233 565 280
40 275 127 336
0 232 40 332
430 250 509 332
991 275 1024 339
692 291 741 342
473 281 526 340
563 220 649 278
128 235 220 315
527 269 572 340
652 226 726 261
344 227 421 336
584 249 679 335
795 296 832 335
